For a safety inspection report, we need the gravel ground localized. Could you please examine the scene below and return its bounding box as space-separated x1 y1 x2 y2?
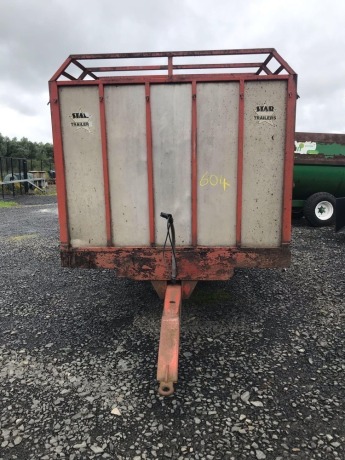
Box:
0 195 344 460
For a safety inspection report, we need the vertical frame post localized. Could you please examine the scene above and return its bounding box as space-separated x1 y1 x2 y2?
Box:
236 80 245 247
191 81 198 246
282 75 297 244
145 83 156 246
168 56 173 78
49 81 69 247
99 83 112 246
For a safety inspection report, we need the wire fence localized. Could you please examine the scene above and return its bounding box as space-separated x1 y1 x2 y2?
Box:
0 157 55 198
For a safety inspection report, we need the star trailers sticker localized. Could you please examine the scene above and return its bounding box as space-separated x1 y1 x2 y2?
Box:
69 109 93 133
254 104 277 126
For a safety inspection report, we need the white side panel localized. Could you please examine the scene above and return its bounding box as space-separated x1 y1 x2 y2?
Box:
241 81 287 247
151 84 192 246
197 82 239 246
105 85 149 246
59 87 106 247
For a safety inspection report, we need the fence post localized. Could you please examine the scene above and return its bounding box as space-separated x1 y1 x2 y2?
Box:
23 159 28 194
18 159 23 195
0 158 4 199
10 157 15 197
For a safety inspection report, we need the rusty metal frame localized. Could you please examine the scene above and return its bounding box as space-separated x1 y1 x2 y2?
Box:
50 49 297 396
49 49 296 83
49 49 297 279
60 246 290 280
152 280 198 300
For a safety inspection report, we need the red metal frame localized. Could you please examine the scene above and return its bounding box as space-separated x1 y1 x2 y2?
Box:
236 80 245 246
145 83 156 246
282 75 298 244
54 73 291 86
50 49 297 396
49 49 296 82
191 81 198 246
49 49 297 275
152 281 199 300
60 246 290 280
49 81 69 247
99 83 112 246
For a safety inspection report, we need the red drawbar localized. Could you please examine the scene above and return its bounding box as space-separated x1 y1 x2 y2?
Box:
157 284 182 396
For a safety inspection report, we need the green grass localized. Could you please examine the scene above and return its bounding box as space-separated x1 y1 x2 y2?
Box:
0 201 18 208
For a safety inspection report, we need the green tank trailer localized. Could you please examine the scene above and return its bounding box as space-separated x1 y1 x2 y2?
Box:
293 132 345 229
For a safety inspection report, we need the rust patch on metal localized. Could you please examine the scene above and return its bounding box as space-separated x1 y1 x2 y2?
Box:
60 246 290 281
151 281 167 299
181 281 198 299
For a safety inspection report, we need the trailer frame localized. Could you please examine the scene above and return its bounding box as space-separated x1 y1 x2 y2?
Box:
50 49 297 394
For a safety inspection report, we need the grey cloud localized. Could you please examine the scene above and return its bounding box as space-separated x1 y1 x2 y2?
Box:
0 0 345 141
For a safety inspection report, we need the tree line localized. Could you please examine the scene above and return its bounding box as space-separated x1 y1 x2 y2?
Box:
0 132 53 162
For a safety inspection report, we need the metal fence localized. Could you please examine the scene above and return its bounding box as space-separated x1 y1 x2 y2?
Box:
0 157 54 198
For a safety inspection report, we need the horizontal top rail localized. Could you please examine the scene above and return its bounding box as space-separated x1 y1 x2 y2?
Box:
50 48 296 82
295 132 345 144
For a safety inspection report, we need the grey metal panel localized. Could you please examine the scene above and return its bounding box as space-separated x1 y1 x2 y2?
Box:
241 81 287 247
151 84 192 246
197 82 239 246
59 86 106 247
105 85 150 246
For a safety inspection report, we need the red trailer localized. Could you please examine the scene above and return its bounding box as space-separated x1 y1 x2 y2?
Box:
49 49 297 395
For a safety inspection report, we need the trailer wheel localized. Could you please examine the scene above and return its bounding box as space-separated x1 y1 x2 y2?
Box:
304 192 336 227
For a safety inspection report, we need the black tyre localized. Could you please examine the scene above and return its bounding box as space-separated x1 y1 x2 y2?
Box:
304 192 336 227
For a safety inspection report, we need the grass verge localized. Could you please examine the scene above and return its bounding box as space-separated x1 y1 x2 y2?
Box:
0 201 18 208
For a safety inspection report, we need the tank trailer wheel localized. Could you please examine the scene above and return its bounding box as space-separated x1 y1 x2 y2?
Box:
304 192 336 227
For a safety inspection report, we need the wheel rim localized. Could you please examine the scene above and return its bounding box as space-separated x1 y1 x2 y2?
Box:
314 201 334 220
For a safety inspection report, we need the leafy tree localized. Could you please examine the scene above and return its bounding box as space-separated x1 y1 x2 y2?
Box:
0 133 53 164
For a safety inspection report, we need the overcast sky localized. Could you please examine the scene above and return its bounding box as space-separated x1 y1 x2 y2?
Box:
0 0 344 143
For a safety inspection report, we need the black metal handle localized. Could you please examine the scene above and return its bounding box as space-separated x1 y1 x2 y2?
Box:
160 212 173 223
160 212 177 281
